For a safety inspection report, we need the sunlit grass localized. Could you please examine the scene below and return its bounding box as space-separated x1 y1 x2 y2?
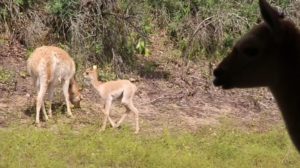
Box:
0 124 299 168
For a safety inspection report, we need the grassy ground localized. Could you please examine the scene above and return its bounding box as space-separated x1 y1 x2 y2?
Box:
1 123 299 168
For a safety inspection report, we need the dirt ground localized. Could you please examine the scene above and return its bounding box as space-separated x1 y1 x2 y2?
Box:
0 32 282 134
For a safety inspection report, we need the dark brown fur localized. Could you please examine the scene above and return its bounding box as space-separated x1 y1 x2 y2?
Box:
213 0 300 152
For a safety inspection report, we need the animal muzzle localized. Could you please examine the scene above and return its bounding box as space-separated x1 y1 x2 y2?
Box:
213 68 233 89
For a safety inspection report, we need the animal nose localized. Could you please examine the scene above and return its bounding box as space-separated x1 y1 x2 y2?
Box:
213 68 224 77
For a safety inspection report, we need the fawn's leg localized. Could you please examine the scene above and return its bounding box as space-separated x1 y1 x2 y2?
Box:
116 106 130 128
101 97 116 131
128 101 140 134
121 88 139 133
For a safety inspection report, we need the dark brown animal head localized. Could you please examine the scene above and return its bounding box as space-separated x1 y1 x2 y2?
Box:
213 0 294 89
213 0 300 152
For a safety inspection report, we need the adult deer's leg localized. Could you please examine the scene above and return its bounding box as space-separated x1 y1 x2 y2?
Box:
47 83 55 118
62 79 73 118
41 101 48 121
35 77 48 121
36 82 47 126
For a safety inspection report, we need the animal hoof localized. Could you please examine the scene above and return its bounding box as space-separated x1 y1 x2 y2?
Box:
44 116 49 121
35 122 41 128
67 114 75 119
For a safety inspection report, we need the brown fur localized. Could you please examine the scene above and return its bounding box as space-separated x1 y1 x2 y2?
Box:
27 46 82 126
83 66 140 134
213 0 300 152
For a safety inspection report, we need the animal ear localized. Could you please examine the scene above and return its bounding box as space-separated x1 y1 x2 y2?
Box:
259 0 283 32
93 65 97 70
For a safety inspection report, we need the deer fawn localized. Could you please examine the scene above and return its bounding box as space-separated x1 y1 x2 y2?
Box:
27 46 82 126
83 65 140 134
213 0 300 152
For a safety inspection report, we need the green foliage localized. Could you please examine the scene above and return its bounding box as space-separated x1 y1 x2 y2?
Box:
25 48 34 59
0 7 8 20
136 39 151 57
94 43 103 55
13 0 36 7
0 38 8 45
14 0 25 6
47 0 79 16
145 0 295 60
98 64 117 82
1 0 298 65
0 125 299 167
143 19 154 34
0 0 35 20
147 0 190 22
0 67 14 84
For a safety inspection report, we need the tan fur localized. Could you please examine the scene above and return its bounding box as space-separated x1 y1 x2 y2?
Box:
27 46 82 126
83 66 140 133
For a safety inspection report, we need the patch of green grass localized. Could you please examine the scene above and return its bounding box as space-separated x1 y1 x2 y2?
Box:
0 67 14 84
0 38 8 45
0 124 299 167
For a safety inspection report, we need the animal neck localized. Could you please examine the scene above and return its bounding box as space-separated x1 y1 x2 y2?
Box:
266 22 300 151
69 77 78 94
270 21 300 115
90 76 102 90
269 72 300 151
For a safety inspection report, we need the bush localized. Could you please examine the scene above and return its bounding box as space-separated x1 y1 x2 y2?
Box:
146 0 297 60
0 0 298 65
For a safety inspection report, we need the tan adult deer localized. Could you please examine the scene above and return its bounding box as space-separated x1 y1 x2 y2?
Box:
213 0 300 152
27 46 82 126
83 65 140 134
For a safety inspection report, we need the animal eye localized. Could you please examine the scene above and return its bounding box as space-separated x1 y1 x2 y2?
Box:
244 47 258 57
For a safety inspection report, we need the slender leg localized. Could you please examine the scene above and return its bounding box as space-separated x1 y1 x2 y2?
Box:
100 98 116 131
62 79 73 118
128 101 140 134
36 83 47 127
116 106 130 128
42 101 48 121
108 117 116 128
121 89 140 133
47 84 55 118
